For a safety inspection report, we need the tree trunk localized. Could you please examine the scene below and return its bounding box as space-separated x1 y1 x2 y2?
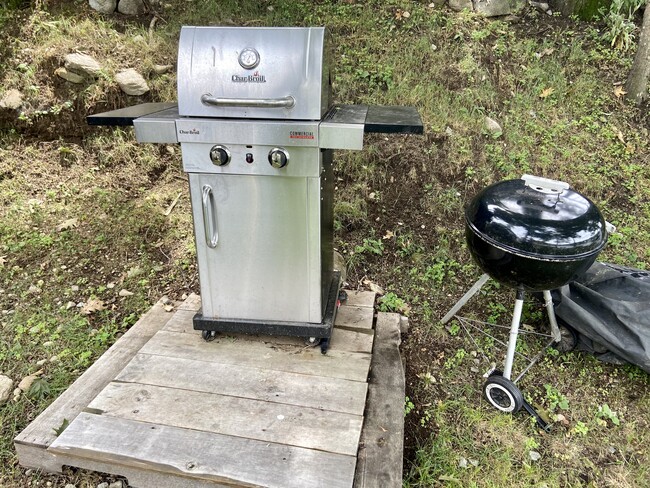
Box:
626 4 650 105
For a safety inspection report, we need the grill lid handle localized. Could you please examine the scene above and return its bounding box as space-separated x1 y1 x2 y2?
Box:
200 94 295 109
521 174 569 194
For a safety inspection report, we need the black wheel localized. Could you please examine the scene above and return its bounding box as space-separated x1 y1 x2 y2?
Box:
552 321 578 353
201 330 217 342
483 375 524 413
320 337 330 354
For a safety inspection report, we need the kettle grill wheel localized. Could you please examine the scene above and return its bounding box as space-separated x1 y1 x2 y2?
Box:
483 375 524 413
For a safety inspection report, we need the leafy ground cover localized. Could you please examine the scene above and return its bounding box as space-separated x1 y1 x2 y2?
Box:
1 1 649 487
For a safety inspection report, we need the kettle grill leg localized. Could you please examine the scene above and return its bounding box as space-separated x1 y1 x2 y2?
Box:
503 290 525 380
440 273 490 325
542 290 562 343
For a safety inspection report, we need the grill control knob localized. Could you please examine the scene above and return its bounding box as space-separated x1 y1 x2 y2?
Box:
210 145 231 166
268 148 289 169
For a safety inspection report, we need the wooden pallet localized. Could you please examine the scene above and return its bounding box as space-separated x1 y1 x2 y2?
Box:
15 291 405 487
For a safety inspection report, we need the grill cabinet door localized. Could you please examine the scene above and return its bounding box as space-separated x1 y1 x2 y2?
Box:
189 172 323 324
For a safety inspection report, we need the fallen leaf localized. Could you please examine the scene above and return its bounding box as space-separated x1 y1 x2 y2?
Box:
52 418 70 437
119 289 134 297
55 218 78 232
80 298 106 315
0 256 6 266
616 130 625 144
613 85 627 98
539 87 555 98
383 230 394 240
163 304 174 312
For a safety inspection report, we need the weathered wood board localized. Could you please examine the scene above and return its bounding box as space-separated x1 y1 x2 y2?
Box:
15 290 407 488
116 353 368 415
50 413 356 488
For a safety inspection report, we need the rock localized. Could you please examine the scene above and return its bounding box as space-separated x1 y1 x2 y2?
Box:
13 387 22 401
97 483 109 488
65 484 77 488
108 481 124 488
0 89 24 109
115 69 149 95
89 0 117 13
0 375 13 405
71 285 80 292
28 285 41 294
18 373 40 391
485 116 503 136
64 53 102 76
530 1 550 12
449 0 473 10
153 64 173 75
119 289 134 297
529 450 541 461
55 67 85 83
473 0 526 17
118 0 146 15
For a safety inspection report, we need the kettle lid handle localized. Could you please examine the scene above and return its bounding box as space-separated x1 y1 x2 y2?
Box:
521 174 570 194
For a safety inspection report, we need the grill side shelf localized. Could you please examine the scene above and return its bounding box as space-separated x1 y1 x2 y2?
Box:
364 105 424 134
87 102 178 126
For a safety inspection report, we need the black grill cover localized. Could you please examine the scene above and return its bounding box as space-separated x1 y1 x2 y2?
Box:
553 262 650 373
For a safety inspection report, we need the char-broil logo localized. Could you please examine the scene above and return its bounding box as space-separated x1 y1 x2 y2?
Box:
232 70 266 83
179 128 200 135
290 130 315 140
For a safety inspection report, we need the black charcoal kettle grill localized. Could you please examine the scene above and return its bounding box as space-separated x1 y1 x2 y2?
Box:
442 175 610 429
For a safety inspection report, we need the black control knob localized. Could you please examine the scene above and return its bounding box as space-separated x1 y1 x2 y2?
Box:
210 145 231 166
268 147 289 169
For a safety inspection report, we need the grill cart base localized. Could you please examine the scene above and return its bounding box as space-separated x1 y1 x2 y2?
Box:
193 272 341 353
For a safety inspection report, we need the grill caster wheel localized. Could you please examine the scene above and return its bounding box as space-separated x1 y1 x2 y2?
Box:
306 337 320 346
201 330 217 342
483 375 524 414
320 338 330 355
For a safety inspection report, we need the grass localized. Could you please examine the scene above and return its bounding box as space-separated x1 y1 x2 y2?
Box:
1 1 649 486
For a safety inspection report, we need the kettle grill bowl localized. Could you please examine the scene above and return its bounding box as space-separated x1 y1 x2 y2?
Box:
464 177 608 292
465 224 602 291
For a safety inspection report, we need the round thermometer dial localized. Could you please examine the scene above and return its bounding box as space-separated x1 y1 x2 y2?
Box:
238 47 260 69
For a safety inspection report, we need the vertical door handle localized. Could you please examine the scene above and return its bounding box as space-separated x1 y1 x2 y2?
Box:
202 185 219 248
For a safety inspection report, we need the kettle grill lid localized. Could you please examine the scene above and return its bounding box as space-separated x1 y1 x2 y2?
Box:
465 176 607 259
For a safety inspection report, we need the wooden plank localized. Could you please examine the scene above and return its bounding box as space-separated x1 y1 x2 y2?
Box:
116 353 368 415
176 292 201 312
335 305 374 330
161 308 196 333
141 330 371 382
164 315 375 354
49 412 357 488
354 313 405 488
87 382 362 456
343 291 376 308
15 299 176 456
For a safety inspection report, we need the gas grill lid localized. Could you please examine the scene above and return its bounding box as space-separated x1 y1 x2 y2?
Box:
177 26 331 121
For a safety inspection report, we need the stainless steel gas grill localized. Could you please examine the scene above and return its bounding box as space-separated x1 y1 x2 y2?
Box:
89 26 422 352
